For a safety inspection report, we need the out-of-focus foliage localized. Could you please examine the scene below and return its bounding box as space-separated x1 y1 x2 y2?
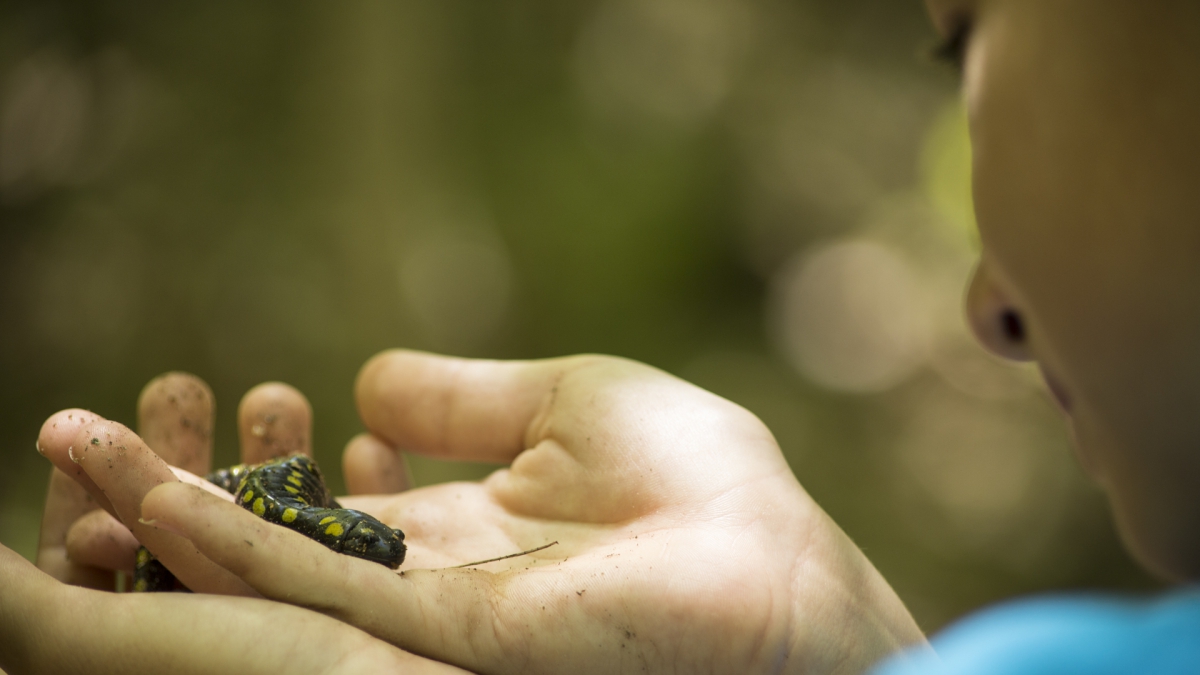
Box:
0 0 1156 633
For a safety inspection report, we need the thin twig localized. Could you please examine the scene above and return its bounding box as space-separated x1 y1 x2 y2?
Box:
450 541 560 569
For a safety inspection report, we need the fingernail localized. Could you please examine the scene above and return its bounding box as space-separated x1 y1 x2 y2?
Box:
137 517 186 537
67 446 81 463
35 441 44 456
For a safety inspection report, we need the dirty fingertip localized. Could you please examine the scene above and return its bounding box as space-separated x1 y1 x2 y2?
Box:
238 382 313 462
38 409 101 456
137 372 215 473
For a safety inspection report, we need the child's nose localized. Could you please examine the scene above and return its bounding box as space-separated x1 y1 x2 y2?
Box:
965 260 1034 362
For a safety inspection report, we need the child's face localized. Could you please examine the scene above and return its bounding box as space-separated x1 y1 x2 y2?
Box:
925 0 1200 580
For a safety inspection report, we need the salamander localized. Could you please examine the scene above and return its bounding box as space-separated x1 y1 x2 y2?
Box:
133 454 406 592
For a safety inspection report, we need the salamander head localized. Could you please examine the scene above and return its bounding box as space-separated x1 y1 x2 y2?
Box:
342 518 407 569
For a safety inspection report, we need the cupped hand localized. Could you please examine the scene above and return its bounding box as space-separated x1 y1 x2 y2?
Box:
1 542 468 674
35 373 325 595
140 351 926 675
15 373 466 674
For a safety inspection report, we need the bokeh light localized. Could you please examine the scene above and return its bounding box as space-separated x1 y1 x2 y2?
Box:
770 239 932 393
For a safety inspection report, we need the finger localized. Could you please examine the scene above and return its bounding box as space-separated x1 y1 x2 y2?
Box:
35 466 114 590
136 372 214 474
355 349 592 463
0 544 469 675
357 351 779 523
51 417 255 596
38 410 117 519
142 481 517 672
343 433 413 494
65 509 140 572
238 382 313 463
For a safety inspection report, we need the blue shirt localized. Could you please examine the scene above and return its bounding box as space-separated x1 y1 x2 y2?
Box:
871 590 1200 675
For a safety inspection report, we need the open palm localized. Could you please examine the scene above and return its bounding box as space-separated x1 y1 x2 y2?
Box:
135 351 924 675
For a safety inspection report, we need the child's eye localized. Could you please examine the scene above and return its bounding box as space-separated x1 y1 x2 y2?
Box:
930 16 972 72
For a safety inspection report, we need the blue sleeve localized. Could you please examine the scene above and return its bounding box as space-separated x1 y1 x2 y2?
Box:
870 590 1200 675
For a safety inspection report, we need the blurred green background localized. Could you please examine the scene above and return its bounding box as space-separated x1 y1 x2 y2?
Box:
0 0 1156 633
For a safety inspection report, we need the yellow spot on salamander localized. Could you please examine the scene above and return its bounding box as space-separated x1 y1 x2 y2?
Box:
134 578 148 592
137 548 150 566
290 470 302 478
282 508 298 523
242 490 254 503
284 486 299 495
324 522 344 537
319 516 336 526
287 475 303 487
253 497 266 517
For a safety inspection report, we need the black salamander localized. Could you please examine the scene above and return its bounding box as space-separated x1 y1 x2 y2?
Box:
133 454 406 592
